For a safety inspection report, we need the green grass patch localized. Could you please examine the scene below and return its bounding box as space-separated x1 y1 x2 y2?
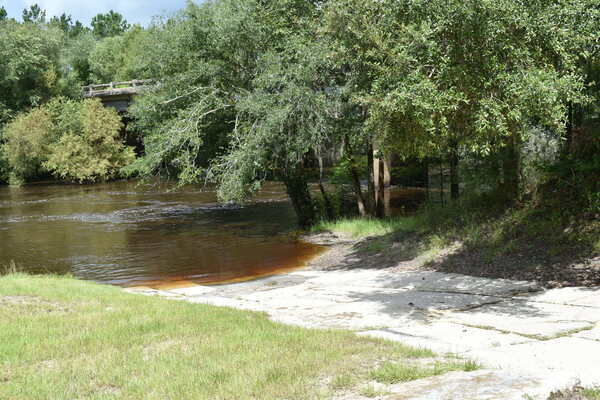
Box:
583 388 600 399
547 386 600 400
312 216 420 238
360 383 390 398
0 273 468 400
369 359 479 384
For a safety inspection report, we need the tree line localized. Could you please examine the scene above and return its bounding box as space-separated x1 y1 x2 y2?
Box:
1 0 598 227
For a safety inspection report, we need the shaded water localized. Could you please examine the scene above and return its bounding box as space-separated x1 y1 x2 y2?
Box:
0 180 323 287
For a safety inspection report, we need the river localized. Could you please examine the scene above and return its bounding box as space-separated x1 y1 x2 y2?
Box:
0 180 324 288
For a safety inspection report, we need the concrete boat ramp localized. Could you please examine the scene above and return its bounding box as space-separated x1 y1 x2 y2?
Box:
126 267 600 399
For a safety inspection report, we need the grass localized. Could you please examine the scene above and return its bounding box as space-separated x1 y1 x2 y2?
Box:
369 359 480 384
0 273 475 400
311 190 599 287
360 383 390 398
312 216 420 239
546 386 600 400
583 388 600 400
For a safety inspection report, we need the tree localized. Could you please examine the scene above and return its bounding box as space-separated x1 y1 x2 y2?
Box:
0 20 66 126
213 38 335 227
50 13 72 32
2 98 135 184
91 10 130 38
88 36 126 82
209 0 330 227
44 99 135 182
126 0 267 184
49 13 88 37
22 4 46 23
61 31 97 84
1 106 53 184
325 0 591 203
126 0 329 226
88 26 154 83
0 7 7 21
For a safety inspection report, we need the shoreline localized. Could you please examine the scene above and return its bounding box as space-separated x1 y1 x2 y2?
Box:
125 231 600 399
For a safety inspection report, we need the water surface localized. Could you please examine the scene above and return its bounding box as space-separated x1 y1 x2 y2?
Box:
0 180 323 287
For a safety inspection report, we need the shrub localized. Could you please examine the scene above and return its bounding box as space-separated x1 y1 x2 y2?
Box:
0 143 9 184
1 98 135 184
43 99 135 182
2 107 54 182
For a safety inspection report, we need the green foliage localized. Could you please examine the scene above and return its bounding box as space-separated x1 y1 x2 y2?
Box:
126 0 266 183
370 360 478 384
0 7 7 21
44 99 135 182
91 10 130 38
0 19 67 126
2 98 134 184
60 31 96 84
119 0 599 225
88 35 126 82
88 26 155 83
22 4 46 24
326 0 591 159
49 13 88 38
0 146 10 184
1 107 54 181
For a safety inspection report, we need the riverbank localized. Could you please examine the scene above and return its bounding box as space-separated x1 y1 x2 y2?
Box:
0 272 476 400
123 222 600 399
309 198 599 288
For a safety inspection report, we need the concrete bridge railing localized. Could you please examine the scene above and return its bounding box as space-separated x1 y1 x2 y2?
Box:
82 79 156 98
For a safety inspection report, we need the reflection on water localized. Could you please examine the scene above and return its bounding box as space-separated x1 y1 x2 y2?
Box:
0 180 323 287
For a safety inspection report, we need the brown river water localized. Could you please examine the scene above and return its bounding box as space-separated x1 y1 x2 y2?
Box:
0 180 324 287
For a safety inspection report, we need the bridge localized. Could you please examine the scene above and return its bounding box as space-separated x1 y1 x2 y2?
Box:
82 79 156 112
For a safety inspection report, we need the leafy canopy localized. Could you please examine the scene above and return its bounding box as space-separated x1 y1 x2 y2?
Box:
91 10 130 38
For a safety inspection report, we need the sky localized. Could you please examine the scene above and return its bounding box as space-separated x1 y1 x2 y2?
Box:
1 0 190 26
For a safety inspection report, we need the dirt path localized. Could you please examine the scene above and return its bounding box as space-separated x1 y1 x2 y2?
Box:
126 234 600 399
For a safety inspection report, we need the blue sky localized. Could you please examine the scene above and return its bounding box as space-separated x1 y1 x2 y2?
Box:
1 0 191 26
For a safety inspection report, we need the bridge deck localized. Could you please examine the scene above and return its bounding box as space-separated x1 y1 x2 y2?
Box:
83 79 155 98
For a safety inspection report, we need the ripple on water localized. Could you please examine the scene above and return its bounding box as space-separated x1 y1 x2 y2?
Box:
0 180 325 287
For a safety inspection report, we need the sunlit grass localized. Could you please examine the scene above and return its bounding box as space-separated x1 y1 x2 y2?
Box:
0 273 472 400
313 216 420 238
370 359 480 384
583 388 600 400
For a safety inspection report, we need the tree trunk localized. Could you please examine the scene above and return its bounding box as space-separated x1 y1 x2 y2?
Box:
367 140 376 215
348 156 367 217
424 159 430 201
449 141 459 200
439 159 445 206
344 136 369 217
283 170 315 229
376 157 385 217
565 101 573 155
316 151 334 220
501 132 521 201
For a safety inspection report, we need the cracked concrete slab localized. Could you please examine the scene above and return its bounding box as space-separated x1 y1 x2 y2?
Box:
387 370 558 400
358 322 535 354
517 286 600 308
469 337 600 386
444 298 600 338
128 266 600 398
572 322 600 341
408 272 540 297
